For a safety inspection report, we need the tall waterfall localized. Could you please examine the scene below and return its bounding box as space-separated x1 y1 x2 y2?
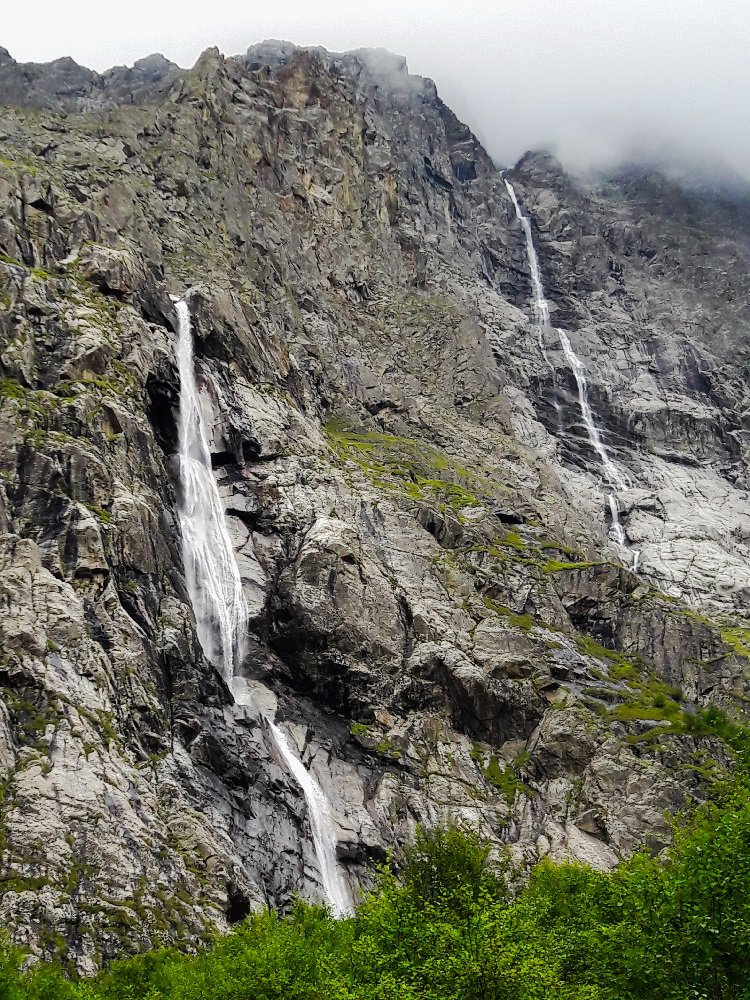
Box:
175 299 247 680
556 328 629 547
173 298 351 915
503 179 632 552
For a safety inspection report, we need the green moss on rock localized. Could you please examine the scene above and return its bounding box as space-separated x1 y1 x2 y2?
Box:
324 422 490 512
483 753 531 804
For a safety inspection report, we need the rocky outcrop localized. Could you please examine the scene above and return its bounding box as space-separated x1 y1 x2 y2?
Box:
0 41 749 971
0 47 181 111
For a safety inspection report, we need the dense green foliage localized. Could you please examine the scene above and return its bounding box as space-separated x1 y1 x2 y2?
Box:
3 772 750 1000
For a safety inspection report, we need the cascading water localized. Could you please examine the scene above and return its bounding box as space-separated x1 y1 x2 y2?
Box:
556 328 629 547
268 722 352 917
503 179 636 557
175 298 246 680
173 298 351 915
503 178 555 371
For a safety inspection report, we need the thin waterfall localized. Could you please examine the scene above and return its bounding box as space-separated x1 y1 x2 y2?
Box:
175 298 246 680
504 178 556 371
607 495 627 548
556 328 629 548
503 179 637 558
173 298 351 914
504 178 550 326
268 722 352 918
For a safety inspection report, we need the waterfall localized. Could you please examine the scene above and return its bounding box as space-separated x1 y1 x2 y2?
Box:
607 493 627 548
556 328 629 547
503 179 636 557
504 178 555 370
554 328 628 494
173 298 351 914
175 298 246 681
267 722 352 918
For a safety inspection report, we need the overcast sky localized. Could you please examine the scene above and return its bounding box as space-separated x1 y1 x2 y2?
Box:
4 1 749 178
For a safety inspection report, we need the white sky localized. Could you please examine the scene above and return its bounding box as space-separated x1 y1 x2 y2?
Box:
4 0 749 176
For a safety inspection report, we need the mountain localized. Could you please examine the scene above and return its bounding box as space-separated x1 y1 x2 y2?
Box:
1 40 749 971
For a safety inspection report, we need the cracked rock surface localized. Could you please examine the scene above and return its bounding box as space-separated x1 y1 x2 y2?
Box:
0 41 749 970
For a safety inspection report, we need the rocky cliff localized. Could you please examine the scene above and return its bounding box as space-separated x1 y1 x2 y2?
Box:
1 40 749 971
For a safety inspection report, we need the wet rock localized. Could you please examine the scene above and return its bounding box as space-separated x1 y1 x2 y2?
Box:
0 40 748 969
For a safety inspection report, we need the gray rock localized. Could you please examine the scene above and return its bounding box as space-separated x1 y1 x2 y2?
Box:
0 41 748 970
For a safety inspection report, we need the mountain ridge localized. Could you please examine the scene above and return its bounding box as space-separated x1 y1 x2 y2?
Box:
0 40 749 971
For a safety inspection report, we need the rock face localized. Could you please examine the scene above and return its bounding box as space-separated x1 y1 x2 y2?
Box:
0 41 749 970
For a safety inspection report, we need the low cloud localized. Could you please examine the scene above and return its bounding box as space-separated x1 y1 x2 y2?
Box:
3 0 748 181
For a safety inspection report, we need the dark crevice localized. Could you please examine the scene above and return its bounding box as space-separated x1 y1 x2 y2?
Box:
82 600 113 654
210 450 237 468
226 887 251 925
145 373 179 455
492 508 526 525
241 439 278 463
226 507 262 530
90 282 129 302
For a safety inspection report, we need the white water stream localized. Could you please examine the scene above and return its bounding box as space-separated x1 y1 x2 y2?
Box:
504 178 555 371
503 180 636 557
175 298 246 680
174 297 351 915
268 722 352 917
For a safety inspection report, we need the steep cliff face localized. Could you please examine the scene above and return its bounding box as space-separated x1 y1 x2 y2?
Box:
0 41 749 970
505 153 750 605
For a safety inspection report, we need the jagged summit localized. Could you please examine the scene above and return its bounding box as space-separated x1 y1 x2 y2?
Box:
244 39 410 77
0 41 423 113
244 38 300 70
0 46 180 110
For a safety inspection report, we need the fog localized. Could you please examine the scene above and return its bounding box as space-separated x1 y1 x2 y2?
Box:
4 0 749 179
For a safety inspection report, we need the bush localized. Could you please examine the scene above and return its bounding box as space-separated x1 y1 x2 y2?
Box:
4 776 750 998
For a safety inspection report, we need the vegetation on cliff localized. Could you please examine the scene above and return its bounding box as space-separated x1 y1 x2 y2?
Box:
3 753 750 1000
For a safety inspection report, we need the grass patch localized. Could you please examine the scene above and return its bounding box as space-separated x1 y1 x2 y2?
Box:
482 596 537 632
610 704 679 724
86 505 111 525
502 530 526 551
0 377 29 403
325 422 488 513
56 375 125 399
573 634 705 732
483 752 532 804
374 737 401 760
720 627 750 659
542 559 606 574
0 378 76 420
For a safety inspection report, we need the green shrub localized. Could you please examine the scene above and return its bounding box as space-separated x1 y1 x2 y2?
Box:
5 764 750 998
